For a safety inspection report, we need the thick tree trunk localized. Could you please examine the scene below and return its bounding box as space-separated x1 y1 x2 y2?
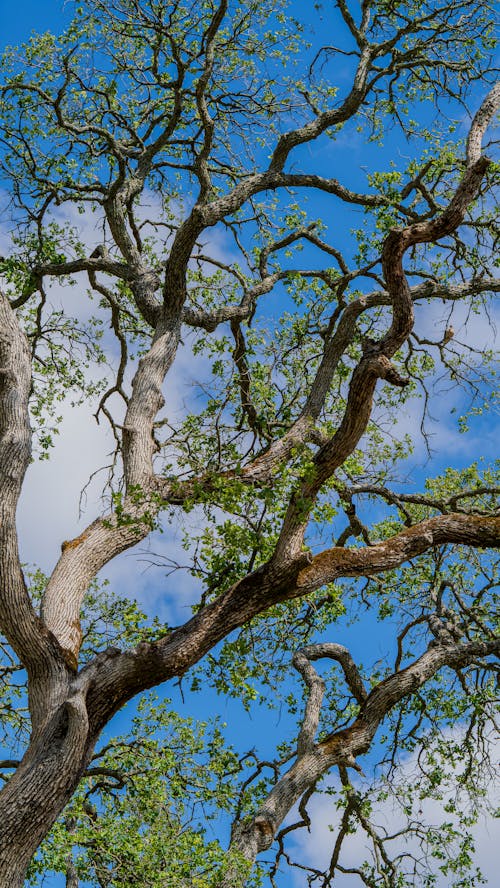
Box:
0 692 93 888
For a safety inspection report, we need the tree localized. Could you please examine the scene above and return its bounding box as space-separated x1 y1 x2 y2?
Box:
0 0 498 884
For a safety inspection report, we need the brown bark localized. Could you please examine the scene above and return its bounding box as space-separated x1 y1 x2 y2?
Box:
0 692 92 887
0 10 497 879
225 637 500 879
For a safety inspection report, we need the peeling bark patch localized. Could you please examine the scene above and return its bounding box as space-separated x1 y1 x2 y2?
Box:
61 533 88 552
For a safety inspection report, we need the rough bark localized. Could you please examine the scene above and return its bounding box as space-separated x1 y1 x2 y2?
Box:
0 689 92 887
225 637 500 880
0 8 497 880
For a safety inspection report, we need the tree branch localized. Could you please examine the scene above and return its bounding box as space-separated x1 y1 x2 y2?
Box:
297 513 500 592
0 290 66 709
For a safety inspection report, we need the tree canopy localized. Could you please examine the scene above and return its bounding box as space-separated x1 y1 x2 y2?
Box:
0 1 498 886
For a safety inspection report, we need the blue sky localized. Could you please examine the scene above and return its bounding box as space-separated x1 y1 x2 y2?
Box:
0 1 498 886
0 0 71 45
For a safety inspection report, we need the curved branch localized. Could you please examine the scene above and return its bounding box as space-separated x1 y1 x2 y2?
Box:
292 650 326 755
225 635 499 877
298 643 368 706
193 0 228 200
297 513 500 593
0 290 65 696
271 83 498 559
293 643 367 754
467 81 500 165
48 89 497 663
167 274 499 499
84 509 500 741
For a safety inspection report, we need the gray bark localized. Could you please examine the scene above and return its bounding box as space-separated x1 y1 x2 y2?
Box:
0 29 497 884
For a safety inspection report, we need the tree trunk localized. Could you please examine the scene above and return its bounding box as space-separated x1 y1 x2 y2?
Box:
0 693 93 888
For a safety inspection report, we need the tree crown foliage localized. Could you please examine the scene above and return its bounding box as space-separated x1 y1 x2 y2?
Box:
0 1 498 886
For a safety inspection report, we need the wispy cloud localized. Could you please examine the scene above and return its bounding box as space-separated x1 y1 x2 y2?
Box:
289 729 499 887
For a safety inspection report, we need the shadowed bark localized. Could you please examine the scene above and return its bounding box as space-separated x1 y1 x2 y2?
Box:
0 2 498 884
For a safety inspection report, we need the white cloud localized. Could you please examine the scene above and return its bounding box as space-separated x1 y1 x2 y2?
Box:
17 397 114 572
14 323 211 622
288 731 500 887
0 198 214 613
3 182 498 635
363 291 500 476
